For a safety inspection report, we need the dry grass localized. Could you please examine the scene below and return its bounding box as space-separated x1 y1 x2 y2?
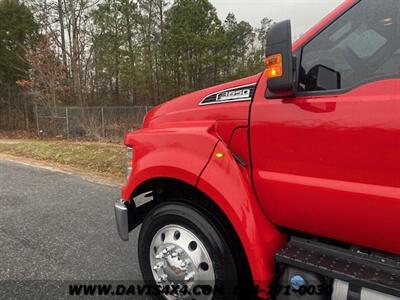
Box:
0 138 126 180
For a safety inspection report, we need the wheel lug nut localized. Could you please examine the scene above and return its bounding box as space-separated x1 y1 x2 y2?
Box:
155 253 164 259
181 258 191 268
162 245 175 255
184 271 195 282
153 262 164 270
172 252 178 257
161 274 168 282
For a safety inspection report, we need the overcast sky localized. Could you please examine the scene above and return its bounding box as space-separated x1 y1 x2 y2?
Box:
210 0 346 39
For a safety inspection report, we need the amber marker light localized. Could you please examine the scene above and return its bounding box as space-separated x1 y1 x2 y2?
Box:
265 53 283 78
215 152 225 159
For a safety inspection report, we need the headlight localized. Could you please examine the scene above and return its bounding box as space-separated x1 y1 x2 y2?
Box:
126 147 133 179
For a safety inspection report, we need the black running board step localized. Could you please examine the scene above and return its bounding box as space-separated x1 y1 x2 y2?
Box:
276 237 400 297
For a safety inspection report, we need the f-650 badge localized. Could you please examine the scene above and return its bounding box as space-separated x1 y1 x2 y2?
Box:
199 83 256 106
216 88 251 102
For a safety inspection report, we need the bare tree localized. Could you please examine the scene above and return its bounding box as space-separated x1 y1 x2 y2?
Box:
17 36 69 112
57 0 68 67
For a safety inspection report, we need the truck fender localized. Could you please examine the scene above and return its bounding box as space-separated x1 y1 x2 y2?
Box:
122 122 219 200
197 141 286 284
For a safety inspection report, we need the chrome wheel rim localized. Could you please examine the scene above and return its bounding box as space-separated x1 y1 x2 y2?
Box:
149 224 215 300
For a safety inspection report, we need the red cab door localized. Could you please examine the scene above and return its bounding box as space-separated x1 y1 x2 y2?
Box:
250 0 400 254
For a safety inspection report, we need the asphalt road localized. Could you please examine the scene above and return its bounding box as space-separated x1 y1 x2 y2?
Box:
0 158 146 299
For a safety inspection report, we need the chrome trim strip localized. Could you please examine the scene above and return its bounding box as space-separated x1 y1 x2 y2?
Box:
200 98 252 106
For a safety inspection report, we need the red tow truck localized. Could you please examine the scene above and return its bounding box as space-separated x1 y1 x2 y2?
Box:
114 0 400 299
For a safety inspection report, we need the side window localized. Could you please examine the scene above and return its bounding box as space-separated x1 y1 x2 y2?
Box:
299 0 400 92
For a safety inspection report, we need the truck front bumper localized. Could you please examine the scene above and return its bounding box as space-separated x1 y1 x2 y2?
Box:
114 197 158 241
114 199 129 241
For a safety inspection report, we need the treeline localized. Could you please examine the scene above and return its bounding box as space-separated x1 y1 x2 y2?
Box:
0 0 272 130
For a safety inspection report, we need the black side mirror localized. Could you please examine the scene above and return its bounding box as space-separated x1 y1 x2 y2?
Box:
265 20 295 98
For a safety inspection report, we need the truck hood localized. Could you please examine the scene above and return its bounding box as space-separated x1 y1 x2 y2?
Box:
143 73 262 128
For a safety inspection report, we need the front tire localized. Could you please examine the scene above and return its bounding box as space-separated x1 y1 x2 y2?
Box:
138 201 244 299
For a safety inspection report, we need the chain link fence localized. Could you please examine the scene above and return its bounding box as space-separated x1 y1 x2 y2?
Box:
35 106 151 141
